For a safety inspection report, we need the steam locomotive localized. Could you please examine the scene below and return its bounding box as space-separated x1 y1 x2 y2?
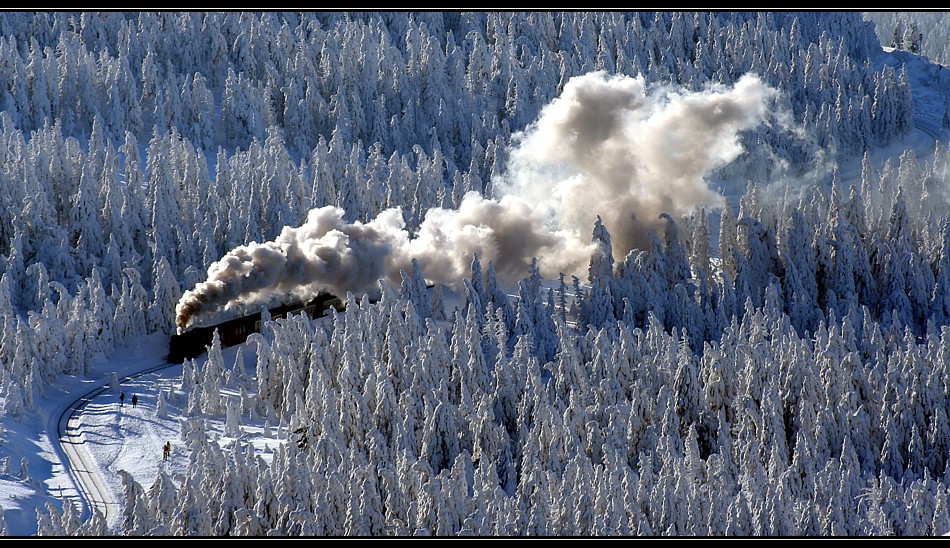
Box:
167 293 343 363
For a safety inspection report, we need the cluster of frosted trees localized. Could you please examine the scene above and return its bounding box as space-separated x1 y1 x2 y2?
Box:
0 12 920 412
39 147 950 536
865 11 950 67
2 10 947 536
58 143 946 535
0 12 899 160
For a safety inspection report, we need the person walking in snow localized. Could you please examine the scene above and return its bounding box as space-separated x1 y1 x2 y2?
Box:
120 392 125 407
131 394 137 408
163 441 171 461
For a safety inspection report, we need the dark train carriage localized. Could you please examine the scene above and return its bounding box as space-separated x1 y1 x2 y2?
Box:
167 293 342 364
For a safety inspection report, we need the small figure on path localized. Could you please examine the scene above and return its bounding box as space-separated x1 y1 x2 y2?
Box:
163 441 171 461
131 394 138 408
119 392 125 407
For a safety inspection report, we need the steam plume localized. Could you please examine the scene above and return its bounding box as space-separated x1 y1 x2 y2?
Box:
499 71 778 257
175 193 593 330
175 71 778 331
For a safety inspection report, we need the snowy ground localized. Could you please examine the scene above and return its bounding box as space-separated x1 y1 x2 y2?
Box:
0 331 288 537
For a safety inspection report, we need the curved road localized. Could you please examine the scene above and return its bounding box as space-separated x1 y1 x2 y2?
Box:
53 361 179 533
56 381 118 526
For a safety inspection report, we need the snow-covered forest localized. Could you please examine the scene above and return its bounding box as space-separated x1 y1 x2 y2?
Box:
865 11 950 68
3 11 950 536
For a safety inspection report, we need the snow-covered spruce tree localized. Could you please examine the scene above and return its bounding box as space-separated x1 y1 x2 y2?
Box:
200 329 227 416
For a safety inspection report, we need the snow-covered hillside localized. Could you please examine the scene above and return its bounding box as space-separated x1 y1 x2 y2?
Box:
1 12 950 537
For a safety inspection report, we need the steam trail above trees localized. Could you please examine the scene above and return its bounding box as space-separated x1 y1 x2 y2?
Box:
176 71 779 331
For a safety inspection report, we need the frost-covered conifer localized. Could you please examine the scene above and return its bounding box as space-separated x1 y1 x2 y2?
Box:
589 215 614 286
200 330 226 415
118 470 151 536
36 502 65 536
147 257 181 336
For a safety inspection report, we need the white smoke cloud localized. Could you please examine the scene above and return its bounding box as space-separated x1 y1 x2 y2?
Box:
175 192 593 330
175 206 410 329
176 71 779 331
499 71 778 257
